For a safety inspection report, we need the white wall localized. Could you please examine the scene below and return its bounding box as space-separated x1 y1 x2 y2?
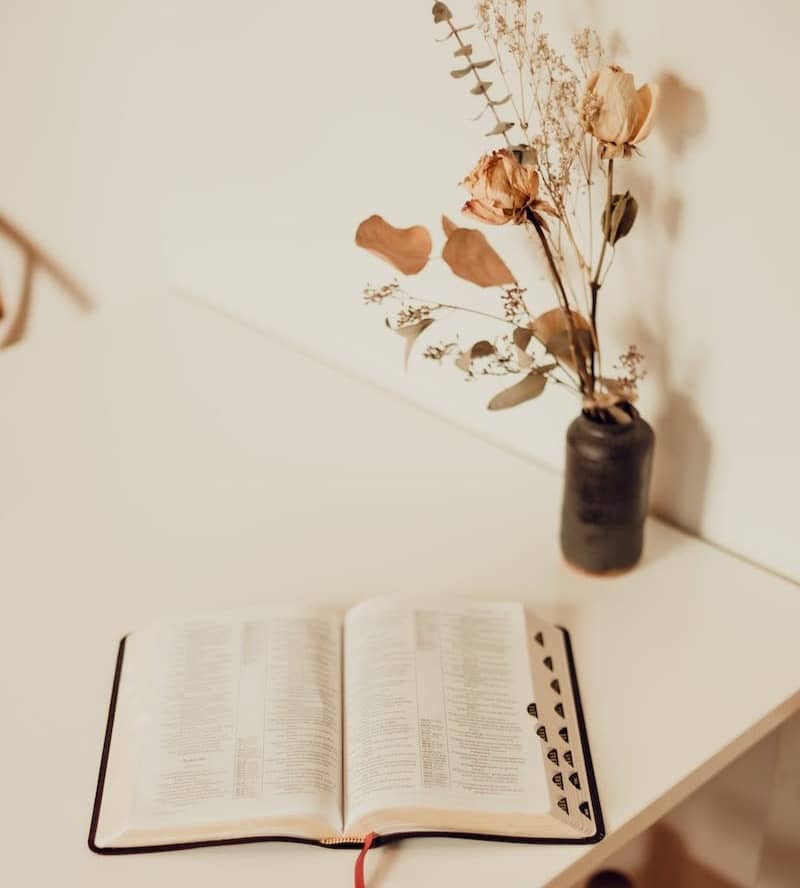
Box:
1 0 797 582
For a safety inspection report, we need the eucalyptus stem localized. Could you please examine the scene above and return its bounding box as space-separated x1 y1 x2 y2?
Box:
446 18 513 148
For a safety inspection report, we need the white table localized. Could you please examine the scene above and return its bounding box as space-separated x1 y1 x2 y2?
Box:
1 294 799 888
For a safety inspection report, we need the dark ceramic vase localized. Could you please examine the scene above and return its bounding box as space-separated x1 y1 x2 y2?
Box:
560 405 655 574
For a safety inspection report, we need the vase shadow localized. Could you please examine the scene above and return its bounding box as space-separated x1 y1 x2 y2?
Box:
650 392 712 534
614 70 711 542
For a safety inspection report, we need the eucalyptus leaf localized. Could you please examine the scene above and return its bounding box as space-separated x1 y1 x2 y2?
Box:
531 308 592 372
432 2 453 23
435 23 475 41
470 81 492 95
453 44 473 57
355 215 432 275
489 94 513 107
487 369 550 410
546 329 593 366
450 66 472 79
390 318 435 368
455 351 472 373
515 346 534 369
471 59 494 70
442 227 515 287
485 121 514 136
441 215 458 238
512 326 533 351
469 340 495 359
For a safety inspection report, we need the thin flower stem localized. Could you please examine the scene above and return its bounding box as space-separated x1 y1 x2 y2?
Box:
589 157 614 386
550 374 581 394
401 292 516 326
586 136 594 267
527 213 589 394
550 366 581 393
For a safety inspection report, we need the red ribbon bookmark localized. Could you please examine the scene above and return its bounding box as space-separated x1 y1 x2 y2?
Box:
354 832 378 888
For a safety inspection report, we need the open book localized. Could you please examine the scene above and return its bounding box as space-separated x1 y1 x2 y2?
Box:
90 598 603 852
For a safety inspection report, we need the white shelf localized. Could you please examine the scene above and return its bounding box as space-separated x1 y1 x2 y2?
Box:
1 293 798 887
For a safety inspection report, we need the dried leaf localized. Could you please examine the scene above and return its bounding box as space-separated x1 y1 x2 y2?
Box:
470 339 495 358
531 308 592 370
531 307 591 344
453 44 473 57
450 66 473 79
441 215 458 238
602 192 638 244
431 2 452 23
436 23 475 40
485 121 514 136
455 351 472 373
489 94 513 107
470 81 492 95
515 346 534 369
512 326 533 351
355 215 432 275
455 339 498 374
390 317 435 367
546 329 593 367
472 59 494 70
488 368 552 410
442 227 515 288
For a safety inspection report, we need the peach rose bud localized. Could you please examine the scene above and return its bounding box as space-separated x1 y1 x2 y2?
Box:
585 65 658 159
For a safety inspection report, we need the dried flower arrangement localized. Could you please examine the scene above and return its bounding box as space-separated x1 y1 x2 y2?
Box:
355 1 657 424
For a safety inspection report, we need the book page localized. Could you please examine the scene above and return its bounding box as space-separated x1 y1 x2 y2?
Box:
122 606 342 838
343 598 548 832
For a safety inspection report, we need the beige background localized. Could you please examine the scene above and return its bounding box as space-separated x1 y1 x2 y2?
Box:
0 1 798 883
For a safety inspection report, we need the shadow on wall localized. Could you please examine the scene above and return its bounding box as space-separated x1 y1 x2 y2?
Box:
619 72 710 535
0 214 92 348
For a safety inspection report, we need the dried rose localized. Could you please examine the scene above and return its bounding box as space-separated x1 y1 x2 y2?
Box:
585 65 658 160
460 149 557 226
